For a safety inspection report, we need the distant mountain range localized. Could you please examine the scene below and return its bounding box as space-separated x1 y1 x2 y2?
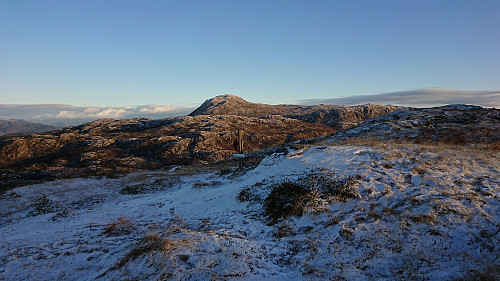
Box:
0 119 58 137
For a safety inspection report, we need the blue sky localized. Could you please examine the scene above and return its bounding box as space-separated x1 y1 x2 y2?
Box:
1 0 500 109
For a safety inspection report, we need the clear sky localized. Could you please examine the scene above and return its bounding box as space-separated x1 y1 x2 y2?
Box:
1 0 500 108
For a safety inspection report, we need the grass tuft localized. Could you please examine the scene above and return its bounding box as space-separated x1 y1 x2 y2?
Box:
103 216 136 236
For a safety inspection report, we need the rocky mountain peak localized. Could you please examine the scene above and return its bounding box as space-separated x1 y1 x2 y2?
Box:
188 95 254 116
208 94 247 103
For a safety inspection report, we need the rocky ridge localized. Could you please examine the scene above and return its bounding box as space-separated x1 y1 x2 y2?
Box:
328 104 500 146
190 94 402 130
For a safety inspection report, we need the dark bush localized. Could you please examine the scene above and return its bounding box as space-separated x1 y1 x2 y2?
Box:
304 170 359 202
264 181 319 224
451 263 500 281
193 180 221 188
318 176 359 202
263 170 359 224
120 178 179 195
28 195 61 216
51 209 69 221
270 146 289 156
237 186 261 202
289 143 308 150
217 167 234 176
120 185 146 195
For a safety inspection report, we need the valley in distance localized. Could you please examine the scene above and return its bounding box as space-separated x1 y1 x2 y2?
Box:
0 95 499 280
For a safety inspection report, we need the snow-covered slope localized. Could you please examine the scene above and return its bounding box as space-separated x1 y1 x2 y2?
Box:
1 143 499 280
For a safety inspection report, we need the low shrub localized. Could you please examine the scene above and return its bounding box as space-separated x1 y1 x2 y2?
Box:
51 209 69 221
410 212 438 225
263 169 359 224
308 172 359 202
120 177 179 195
119 185 145 195
274 222 294 238
28 195 61 216
451 263 500 281
289 143 308 150
270 146 289 156
193 180 221 188
264 181 319 224
217 167 234 176
237 186 261 202
70 195 104 209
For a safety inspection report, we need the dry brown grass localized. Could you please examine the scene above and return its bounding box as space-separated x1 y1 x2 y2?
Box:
383 206 396 216
337 137 389 148
410 212 438 225
103 216 136 236
336 137 500 152
114 221 195 269
412 166 427 175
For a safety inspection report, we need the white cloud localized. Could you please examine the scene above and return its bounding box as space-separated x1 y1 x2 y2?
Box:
301 89 500 108
138 105 183 114
0 104 195 127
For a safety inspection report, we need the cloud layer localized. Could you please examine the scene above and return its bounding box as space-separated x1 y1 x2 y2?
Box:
0 104 195 127
301 89 500 108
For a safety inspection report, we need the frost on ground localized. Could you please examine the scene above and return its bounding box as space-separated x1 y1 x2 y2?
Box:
0 143 499 280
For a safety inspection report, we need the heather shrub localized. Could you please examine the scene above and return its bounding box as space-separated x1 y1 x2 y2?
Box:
263 169 359 224
28 195 61 216
237 186 261 202
450 263 500 281
120 177 179 195
305 170 360 202
216 167 234 176
119 185 145 195
264 181 319 224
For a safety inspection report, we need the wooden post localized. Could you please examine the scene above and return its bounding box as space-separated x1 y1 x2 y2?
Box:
238 129 243 153
238 129 243 169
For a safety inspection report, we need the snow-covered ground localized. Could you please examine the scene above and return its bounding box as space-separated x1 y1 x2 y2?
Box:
1 143 499 280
